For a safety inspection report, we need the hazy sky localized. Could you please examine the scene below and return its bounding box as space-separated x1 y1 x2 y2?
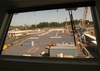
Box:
11 7 92 26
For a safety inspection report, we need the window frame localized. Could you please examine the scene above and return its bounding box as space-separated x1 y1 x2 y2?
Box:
0 1 100 71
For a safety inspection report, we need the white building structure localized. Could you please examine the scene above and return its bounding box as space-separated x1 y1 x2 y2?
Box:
8 30 33 37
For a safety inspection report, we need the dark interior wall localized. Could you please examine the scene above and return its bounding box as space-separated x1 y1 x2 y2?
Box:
0 55 100 71
90 0 100 54
0 7 7 28
0 0 92 8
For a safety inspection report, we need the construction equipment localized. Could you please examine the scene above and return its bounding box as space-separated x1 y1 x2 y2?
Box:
46 42 56 49
48 42 56 46
78 7 88 44
82 7 88 30
3 45 7 50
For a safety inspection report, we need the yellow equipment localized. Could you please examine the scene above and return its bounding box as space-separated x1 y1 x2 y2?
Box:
82 7 88 30
48 42 55 46
3 45 7 50
48 42 52 46
82 7 88 44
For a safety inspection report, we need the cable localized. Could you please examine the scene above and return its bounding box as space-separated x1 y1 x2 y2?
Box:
68 10 76 46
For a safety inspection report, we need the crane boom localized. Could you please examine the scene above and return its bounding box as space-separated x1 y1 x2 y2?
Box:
66 17 67 28
82 7 88 30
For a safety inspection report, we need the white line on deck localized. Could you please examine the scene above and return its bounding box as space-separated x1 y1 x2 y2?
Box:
27 46 39 53
28 47 35 52
38 30 52 36
29 37 39 39
23 54 31 56
56 31 58 36
33 47 39 53
28 46 35 52
50 36 62 38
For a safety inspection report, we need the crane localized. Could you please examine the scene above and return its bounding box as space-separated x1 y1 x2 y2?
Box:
24 24 27 30
65 18 68 31
82 7 88 30
66 18 67 28
78 7 88 43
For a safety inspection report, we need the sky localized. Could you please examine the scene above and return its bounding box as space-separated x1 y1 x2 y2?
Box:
10 7 93 26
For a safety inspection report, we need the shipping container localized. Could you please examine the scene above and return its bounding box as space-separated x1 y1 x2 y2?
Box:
50 46 77 58
23 41 34 46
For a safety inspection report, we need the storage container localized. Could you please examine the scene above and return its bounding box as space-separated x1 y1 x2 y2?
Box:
50 46 77 58
23 41 34 46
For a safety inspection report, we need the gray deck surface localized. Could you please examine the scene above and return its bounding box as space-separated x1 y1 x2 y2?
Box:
2 31 74 56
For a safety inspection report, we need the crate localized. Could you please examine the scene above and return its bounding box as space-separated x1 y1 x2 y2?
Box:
23 41 34 46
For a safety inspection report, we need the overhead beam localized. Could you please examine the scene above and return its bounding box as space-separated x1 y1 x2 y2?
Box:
7 1 96 14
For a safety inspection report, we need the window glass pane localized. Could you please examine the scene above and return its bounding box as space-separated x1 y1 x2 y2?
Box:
2 7 99 58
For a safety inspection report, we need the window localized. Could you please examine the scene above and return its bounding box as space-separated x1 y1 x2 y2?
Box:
1 7 99 59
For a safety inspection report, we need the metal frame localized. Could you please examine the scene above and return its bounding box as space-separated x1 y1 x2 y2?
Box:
6 1 95 14
0 13 13 54
0 55 100 71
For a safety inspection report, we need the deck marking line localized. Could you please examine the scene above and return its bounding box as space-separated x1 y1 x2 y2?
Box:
23 54 31 56
39 31 52 36
28 47 35 52
50 36 62 38
29 37 39 39
33 46 39 53
56 31 58 36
